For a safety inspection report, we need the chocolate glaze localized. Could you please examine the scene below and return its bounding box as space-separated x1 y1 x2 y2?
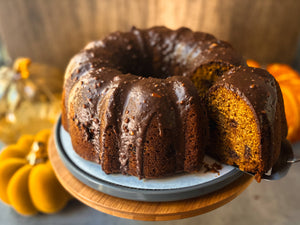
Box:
62 26 287 179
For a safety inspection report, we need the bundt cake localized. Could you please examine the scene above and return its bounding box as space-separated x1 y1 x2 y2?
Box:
62 26 289 181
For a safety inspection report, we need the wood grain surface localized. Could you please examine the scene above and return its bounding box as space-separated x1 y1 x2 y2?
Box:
0 0 299 70
48 132 254 221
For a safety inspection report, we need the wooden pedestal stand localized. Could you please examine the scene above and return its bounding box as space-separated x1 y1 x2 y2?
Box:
48 133 253 221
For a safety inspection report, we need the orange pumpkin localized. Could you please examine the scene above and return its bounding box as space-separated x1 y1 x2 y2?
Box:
0 130 71 216
266 64 300 142
247 60 300 143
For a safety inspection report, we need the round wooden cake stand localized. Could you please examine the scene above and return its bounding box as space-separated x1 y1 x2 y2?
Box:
48 133 254 221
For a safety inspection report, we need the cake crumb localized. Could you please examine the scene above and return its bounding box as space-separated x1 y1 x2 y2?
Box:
203 162 222 175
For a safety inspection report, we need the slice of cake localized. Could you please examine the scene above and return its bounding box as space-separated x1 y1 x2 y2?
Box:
206 66 288 181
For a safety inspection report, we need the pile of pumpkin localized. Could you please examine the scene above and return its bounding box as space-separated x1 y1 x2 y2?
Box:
247 60 300 143
0 130 71 216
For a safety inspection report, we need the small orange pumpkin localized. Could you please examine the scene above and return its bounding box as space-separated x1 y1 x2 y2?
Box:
0 130 71 216
266 63 300 142
246 60 300 143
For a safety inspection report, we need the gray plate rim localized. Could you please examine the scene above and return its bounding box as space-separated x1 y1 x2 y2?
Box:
54 116 244 202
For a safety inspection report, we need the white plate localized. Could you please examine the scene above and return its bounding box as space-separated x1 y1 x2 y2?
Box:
55 116 243 202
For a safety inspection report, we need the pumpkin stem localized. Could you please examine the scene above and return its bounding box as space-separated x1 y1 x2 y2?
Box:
26 141 48 165
13 58 31 79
